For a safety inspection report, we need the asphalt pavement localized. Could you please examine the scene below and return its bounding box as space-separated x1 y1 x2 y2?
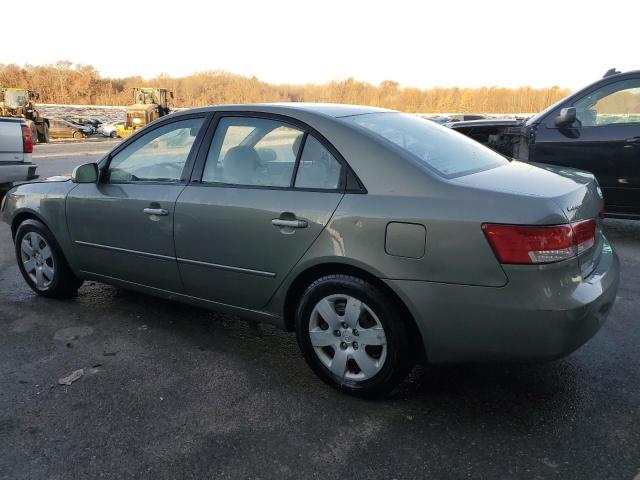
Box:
0 141 639 479
30 138 120 179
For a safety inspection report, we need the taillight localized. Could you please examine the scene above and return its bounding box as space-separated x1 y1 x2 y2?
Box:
21 124 33 153
572 219 596 254
482 219 596 265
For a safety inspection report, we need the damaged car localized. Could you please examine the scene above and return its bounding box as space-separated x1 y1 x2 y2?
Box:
448 69 640 218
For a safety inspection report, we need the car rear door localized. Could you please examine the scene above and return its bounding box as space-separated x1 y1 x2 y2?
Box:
66 114 208 292
534 76 640 213
173 113 346 309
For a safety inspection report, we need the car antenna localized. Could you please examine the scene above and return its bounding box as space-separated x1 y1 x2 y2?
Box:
603 68 621 78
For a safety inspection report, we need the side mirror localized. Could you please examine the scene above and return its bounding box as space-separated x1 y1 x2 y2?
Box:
71 163 99 183
555 107 577 128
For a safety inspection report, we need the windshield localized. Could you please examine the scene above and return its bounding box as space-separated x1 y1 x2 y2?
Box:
3 90 28 108
344 112 508 178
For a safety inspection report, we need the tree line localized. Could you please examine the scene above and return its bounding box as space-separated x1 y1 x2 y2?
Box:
0 61 572 113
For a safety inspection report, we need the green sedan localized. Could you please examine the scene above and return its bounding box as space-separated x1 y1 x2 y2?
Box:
1 104 620 397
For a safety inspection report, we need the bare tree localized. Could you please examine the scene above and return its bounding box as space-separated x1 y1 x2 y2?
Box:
0 62 571 113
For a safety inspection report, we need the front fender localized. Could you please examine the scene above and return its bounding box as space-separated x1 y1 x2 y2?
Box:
2 181 77 267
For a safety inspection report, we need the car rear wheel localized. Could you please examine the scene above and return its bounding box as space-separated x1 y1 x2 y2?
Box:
15 219 82 298
73 131 83 140
39 123 50 143
28 121 38 143
295 274 413 398
109 131 117 138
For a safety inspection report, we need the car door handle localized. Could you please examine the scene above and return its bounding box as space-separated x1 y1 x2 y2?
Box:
626 137 640 144
143 208 169 216
271 218 308 229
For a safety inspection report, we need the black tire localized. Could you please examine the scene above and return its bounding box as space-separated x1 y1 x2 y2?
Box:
295 274 413 398
14 219 83 298
29 122 38 144
39 123 50 143
109 131 117 138
0 183 12 200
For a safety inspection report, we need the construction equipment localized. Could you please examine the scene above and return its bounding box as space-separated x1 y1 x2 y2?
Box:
0 88 50 143
116 88 173 138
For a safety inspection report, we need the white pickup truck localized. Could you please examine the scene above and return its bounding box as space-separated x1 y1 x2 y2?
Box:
0 117 38 193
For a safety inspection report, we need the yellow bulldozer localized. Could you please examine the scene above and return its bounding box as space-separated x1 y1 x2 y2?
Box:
0 88 50 143
116 87 173 138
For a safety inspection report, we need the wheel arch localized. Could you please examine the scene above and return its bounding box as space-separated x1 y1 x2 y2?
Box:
282 261 426 362
11 209 49 239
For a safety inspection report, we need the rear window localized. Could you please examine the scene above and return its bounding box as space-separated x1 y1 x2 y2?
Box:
344 112 507 178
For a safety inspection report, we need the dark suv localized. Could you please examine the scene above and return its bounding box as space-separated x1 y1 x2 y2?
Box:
448 69 640 218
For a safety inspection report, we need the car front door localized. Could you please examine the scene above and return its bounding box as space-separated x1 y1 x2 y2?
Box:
174 114 346 309
533 77 640 213
66 115 207 292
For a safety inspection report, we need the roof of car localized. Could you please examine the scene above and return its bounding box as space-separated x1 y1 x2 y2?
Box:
173 103 394 118
604 69 640 79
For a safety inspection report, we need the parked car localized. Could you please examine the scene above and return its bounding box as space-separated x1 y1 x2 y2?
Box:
425 116 453 124
450 114 487 122
65 119 95 135
97 121 122 138
48 119 90 139
448 69 640 218
83 118 103 129
445 119 524 154
425 114 487 125
1 104 619 397
66 117 102 130
0 117 37 193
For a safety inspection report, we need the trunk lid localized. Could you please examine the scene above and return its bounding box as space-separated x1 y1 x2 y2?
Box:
453 161 603 277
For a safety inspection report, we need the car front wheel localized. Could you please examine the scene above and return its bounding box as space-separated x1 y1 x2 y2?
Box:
15 219 83 298
295 274 413 398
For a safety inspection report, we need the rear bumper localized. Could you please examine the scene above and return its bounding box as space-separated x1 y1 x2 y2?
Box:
385 238 620 363
0 163 38 184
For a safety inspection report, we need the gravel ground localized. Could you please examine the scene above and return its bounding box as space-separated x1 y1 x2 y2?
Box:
0 143 639 479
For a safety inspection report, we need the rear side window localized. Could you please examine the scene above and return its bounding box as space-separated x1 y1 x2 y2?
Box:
202 117 303 187
294 136 342 189
344 112 507 178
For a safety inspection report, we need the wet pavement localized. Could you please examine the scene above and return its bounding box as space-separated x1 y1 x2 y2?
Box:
0 145 639 479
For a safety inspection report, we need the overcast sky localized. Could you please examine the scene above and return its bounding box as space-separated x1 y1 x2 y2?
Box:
4 0 637 89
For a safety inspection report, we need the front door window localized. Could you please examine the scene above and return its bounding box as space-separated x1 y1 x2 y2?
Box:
574 79 640 127
108 118 204 183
